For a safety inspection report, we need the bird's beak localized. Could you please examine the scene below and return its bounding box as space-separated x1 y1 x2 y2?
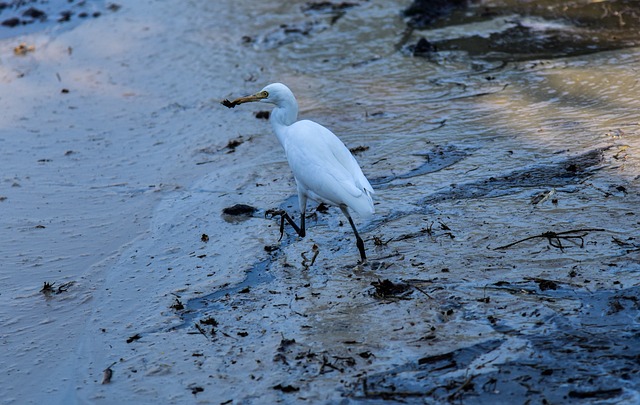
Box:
221 91 267 108
233 92 266 105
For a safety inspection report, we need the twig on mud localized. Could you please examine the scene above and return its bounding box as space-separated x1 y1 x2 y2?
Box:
194 323 210 339
612 236 640 252
301 244 319 270
429 119 447 131
373 235 392 246
523 277 560 291
102 362 117 384
447 83 509 100
403 280 433 299
447 373 476 401
319 356 343 374
494 228 606 251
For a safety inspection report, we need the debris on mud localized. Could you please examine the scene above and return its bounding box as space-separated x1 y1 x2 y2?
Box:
13 42 35 55
101 363 116 385
195 318 217 338
349 284 640 404
223 136 245 152
301 244 319 269
196 136 250 163
170 298 185 311
525 277 559 291
530 188 555 205
198 317 217 327
272 383 299 393
370 279 412 299
348 145 369 155
40 282 55 295
255 110 270 119
372 235 392 246
221 204 257 222
126 334 141 344
494 228 606 251
302 2 358 14
40 281 75 296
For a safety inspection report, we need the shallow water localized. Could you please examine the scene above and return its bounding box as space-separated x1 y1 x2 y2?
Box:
1 0 639 403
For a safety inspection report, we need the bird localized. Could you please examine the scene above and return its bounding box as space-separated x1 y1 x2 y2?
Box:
222 83 375 262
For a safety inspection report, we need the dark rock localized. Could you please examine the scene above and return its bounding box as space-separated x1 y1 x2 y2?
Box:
58 11 73 23
2 17 21 28
411 37 438 56
23 8 47 20
302 1 357 13
404 0 468 28
222 204 257 216
255 110 270 119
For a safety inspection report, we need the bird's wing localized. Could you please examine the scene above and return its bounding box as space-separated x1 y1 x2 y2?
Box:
325 132 375 196
283 120 374 217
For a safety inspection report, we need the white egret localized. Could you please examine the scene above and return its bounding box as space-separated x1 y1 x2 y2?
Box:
222 83 375 261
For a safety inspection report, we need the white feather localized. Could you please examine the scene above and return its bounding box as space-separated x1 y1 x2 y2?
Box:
230 82 375 260
259 83 374 219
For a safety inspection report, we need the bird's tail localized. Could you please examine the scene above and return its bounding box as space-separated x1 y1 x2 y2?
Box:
350 188 375 219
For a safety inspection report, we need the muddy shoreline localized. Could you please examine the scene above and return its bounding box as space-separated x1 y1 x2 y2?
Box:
1 0 639 403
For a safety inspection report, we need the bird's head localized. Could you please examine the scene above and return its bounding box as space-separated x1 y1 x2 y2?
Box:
222 83 295 109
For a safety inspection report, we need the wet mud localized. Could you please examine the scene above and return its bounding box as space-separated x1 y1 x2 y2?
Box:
2 0 639 403
246 1 361 50
350 286 640 404
421 147 608 203
371 144 468 187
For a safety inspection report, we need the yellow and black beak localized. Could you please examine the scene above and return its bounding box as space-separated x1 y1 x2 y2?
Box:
221 90 268 109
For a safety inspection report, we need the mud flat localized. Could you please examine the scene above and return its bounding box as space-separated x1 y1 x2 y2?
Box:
1 0 639 403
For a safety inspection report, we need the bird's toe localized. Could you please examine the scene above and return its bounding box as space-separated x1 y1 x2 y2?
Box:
265 208 286 218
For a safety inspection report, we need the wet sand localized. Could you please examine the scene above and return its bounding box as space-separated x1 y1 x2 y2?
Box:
1 0 639 403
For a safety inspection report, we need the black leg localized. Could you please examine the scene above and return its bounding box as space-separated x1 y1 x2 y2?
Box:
341 207 366 262
265 209 305 240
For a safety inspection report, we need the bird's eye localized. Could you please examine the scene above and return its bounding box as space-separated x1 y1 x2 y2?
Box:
261 91 269 98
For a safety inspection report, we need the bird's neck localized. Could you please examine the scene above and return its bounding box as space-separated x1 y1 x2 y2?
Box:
270 100 298 127
269 96 298 147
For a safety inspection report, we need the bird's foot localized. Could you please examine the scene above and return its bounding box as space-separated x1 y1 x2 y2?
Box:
265 209 305 239
265 208 286 219
265 208 287 241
